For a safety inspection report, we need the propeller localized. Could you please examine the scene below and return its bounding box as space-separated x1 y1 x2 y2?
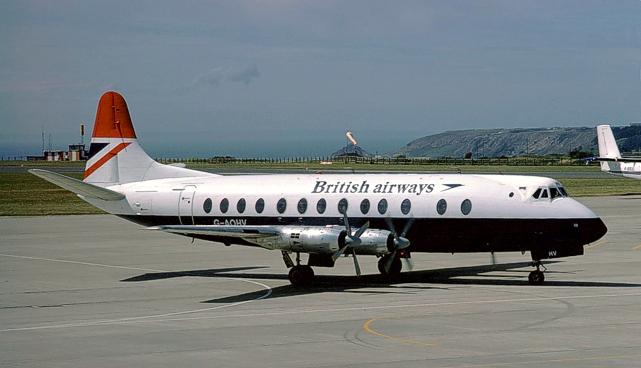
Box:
332 211 368 276
401 252 415 271
384 218 414 274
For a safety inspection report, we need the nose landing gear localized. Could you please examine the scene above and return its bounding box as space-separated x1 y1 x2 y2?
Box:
528 260 547 285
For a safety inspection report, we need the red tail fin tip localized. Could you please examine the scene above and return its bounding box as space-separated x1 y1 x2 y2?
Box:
92 91 137 139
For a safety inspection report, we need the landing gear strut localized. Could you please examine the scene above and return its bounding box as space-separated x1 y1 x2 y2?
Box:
528 260 546 285
283 251 315 286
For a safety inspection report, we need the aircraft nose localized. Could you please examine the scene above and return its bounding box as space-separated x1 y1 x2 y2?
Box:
560 198 607 244
582 217 607 244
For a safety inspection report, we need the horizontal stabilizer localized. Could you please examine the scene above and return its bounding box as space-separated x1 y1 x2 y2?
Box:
29 169 125 201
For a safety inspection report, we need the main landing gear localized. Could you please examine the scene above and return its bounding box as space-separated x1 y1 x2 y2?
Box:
528 260 547 285
378 254 402 276
288 265 315 286
283 251 315 287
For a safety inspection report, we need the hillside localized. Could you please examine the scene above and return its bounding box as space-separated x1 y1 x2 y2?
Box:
392 127 602 158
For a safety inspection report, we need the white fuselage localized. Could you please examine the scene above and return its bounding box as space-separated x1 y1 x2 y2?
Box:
88 173 596 220
79 172 606 258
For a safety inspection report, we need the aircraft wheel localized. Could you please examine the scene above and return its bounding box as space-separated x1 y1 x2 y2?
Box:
378 255 402 276
288 265 314 286
528 270 545 285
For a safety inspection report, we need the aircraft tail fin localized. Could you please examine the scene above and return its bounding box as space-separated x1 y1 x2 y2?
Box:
596 125 623 174
596 125 621 159
84 91 211 187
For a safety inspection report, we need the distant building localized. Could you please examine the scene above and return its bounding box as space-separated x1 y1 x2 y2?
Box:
68 144 87 161
44 150 66 161
42 144 86 162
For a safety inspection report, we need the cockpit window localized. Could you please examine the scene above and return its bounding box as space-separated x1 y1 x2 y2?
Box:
558 186 569 197
533 186 569 201
532 188 542 199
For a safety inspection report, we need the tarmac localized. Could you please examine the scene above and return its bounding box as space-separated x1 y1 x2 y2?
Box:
1 196 641 368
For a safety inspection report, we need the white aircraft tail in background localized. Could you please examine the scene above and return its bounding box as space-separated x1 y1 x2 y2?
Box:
590 125 641 180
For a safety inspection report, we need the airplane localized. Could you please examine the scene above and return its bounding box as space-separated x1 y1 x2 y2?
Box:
587 124 641 180
30 91 607 286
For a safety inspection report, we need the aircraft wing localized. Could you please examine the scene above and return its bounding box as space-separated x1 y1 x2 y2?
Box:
29 169 126 201
147 225 282 240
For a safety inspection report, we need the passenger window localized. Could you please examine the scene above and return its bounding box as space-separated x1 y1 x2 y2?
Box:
360 199 370 214
255 198 265 214
532 189 542 199
203 198 212 214
297 198 307 214
316 198 327 214
237 198 246 213
437 199 447 215
277 198 287 214
338 198 348 214
220 198 229 213
401 199 411 215
377 199 388 215
461 199 472 215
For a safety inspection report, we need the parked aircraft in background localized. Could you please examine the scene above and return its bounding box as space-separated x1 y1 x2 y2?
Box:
589 125 641 180
30 92 607 286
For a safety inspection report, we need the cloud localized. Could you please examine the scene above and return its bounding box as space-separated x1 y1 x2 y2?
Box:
189 64 260 88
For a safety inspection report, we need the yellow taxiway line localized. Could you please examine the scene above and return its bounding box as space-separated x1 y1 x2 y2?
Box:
584 240 607 249
363 308 439 347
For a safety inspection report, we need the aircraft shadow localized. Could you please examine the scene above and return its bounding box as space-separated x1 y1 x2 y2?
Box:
121 261 641 303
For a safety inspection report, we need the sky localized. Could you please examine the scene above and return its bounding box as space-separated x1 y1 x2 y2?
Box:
2 0 641 158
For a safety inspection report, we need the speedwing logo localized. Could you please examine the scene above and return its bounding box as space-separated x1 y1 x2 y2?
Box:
83 142 132 179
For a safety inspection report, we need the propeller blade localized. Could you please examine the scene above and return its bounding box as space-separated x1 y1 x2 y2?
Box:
332 246 349 262
343 211 351 236
402 257 414 271
385 218 398 238
353 221 369 238
352 248 361 276
384 250 397 274
400 218 414 238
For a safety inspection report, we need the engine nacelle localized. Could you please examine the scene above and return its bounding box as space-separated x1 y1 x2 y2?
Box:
253 226 393 256
274 226 345 253
354 229 394 255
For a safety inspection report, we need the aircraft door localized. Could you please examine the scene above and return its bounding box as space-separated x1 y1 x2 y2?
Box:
179 185 196 225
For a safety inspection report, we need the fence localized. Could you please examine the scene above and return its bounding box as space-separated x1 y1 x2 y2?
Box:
1 155 600 166
154 156 597 166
